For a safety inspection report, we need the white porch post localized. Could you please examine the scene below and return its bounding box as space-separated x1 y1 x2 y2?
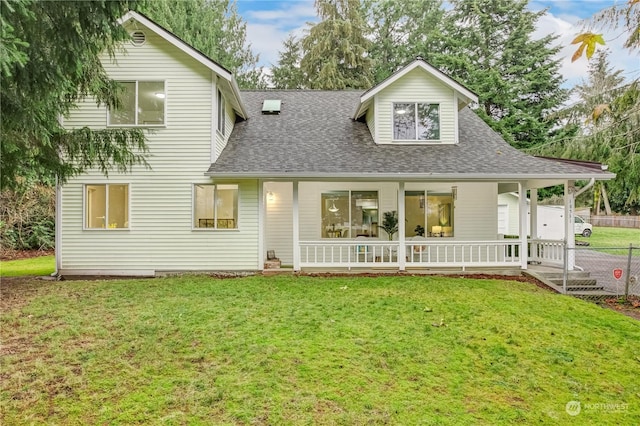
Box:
398 182 406 271
564 181 576 271
530 188 538 239
258 179 264 270
518 183 528 270
293 180 300 271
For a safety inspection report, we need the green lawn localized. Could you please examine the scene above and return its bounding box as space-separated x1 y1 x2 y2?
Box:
576 226 640 247
1 275 638 425
0 255 55 277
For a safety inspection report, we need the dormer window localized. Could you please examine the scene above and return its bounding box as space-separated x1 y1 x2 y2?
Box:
393 102 440 141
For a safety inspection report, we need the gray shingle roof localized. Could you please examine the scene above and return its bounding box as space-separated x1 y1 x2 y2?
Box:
207 90 613 181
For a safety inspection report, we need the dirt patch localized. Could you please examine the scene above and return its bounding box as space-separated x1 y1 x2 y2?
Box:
0 276 52 312
1 249 54 261
601 296 640 321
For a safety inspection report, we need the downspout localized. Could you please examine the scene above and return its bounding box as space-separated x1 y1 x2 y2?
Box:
574 178 595 198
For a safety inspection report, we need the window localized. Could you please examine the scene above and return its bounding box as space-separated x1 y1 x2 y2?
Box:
85 184 129 229
405 191 454 237
108 81 165 126
217 90 226 135
321 191 378 238
393 102 440 141
194 184 238 229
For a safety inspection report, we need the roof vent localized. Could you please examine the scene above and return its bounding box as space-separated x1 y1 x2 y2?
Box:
131 31 146 46
262 99 281 114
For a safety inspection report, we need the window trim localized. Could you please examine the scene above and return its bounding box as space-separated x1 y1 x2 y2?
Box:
83 183 131 230
392 102 441 142
217 90 226 136
107 80 167 128
192 183 239 231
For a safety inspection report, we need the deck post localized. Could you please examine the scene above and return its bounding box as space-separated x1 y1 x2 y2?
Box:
293 180 300 271
564 180 576 271
530 188 538 239
518 183 528 269
258 179 264 270
398 182 406 271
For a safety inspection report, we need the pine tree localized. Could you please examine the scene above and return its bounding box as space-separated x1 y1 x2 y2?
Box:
546 51 640 213
365 0 445 82
271 35 305 89
438 0 567 150
1 0 148 190
300 0 373 90
139 0 265 89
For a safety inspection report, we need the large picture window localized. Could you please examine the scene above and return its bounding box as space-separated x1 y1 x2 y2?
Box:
321 191 378 238
108 81 165 126
194 184 238 229
393 102 440 141
405 191 454 237
85 184 129 229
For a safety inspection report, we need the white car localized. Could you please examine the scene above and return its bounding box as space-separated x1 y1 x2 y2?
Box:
574 216 593 237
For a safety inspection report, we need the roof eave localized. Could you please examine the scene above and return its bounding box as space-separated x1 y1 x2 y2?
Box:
205 171 616 181
353 59 479 120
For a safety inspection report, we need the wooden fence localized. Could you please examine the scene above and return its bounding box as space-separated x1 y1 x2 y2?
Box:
587 215 640 229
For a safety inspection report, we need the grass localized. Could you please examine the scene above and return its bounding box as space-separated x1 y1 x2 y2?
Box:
576 226 640 248
576 227 640 255
1 275 639 425
0 255 55 277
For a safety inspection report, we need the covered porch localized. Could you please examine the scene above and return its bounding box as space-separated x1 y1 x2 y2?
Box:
260 179 577 272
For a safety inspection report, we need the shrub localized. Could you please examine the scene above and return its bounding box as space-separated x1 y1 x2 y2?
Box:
0 183 55 252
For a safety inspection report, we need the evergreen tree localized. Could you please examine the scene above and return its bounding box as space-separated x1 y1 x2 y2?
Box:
365 0 445 82
139 0 265 89
271 35 305 89
544 51 639 213
300 0 373 90
1 0 147 190
438 0 567 150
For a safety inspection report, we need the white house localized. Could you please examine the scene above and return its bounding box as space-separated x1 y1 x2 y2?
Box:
57 11 614 276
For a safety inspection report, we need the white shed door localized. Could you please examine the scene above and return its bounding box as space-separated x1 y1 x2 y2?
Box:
498 205 508 234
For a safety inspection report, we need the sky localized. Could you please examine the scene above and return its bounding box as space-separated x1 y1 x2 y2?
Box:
234 0 639 89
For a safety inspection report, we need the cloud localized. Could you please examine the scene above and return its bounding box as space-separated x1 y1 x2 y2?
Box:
243 1 317 67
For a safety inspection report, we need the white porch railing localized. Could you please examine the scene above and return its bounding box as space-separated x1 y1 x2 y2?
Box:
406 240 522 268
299 240 400 268
299 239 525 269
528 239 564 266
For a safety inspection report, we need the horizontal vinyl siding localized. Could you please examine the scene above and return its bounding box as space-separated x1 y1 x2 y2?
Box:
366 104 376 141
264 182 293 265
453 183 498 240
376 68 455 144
60 180 259 272
215 96 236 158
60 24 259 273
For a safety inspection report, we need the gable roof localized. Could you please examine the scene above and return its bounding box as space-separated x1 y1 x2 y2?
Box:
206 90 615 185
119 10 248 119
353 59 479 120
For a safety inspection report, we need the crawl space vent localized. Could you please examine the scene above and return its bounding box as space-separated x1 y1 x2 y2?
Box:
130 31 146 46
262 99 281 115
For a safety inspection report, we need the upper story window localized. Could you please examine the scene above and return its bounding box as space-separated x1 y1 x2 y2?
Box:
85 184 129 229
108 81 165 126
217 90 226 135
393 102 440 141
